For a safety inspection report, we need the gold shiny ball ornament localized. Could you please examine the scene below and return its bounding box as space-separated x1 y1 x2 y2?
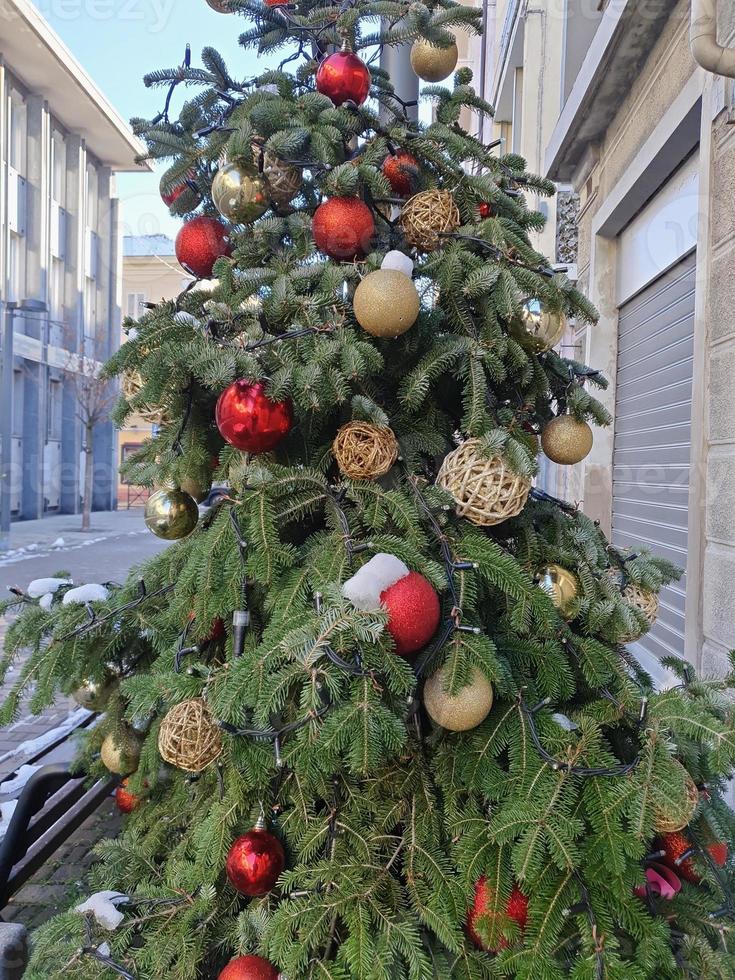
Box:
423 665 493 732
73 675 118 712
509 298 568 353
436 439 531 527
537 564 580 619
620 584 659 642
353 270 420 338
179 475 211 503
541 416 594 465
401 190 460 252
333 421 399 480
212 160 270 224
158 698 223 773
653 762 699 834
144 489 199 540
410 37 459 82
100 729 142 775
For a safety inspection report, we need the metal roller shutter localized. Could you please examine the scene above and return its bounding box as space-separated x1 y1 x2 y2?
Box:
611 251 695 661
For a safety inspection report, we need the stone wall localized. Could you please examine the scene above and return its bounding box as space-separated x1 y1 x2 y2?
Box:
555 190 579 265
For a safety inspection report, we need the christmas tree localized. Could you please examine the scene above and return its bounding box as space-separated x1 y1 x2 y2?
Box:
4 1 735 977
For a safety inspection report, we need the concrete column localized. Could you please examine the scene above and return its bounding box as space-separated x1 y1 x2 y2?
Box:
380 29 419 124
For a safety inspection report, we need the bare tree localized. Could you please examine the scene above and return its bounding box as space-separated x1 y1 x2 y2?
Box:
63 330 116 531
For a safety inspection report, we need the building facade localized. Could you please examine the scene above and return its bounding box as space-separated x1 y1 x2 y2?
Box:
0 0 146 526
118 235 188 507
473 0 735 681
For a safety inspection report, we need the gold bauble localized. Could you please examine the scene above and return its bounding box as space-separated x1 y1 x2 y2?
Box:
509 299 567 353
537 564 580 618
401 190 461 251
72 675 118 712
333 421 399 479
179 475 211 503
144 489 199 540
212 161 270 224
100 730 142 775
205 0 233 12
158 698 223 773
353 270 420 338
410 38 459 82
423 665 493 732
541 416 593 465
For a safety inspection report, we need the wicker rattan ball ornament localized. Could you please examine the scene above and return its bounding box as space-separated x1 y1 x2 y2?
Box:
333 421 399 480
121 371 169 426
537 564 580 619
158 698 223 773
144 488 199 540
353 269 420 337
541 416 593 465
401 190 460 252
410 37 459 82
259 151 301 208
653 763 699 834
436 439 531 527
509 298 567 353
423 666 493 732
100 729 142 775
620 584 659 641
212 160 270 224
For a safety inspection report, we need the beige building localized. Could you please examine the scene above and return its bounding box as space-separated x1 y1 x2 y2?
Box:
475 0 735 683
118 234 188 506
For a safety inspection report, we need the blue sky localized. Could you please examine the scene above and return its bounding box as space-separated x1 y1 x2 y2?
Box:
32 1 273 240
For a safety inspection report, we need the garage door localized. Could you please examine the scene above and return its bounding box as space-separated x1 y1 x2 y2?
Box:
611 250 695 661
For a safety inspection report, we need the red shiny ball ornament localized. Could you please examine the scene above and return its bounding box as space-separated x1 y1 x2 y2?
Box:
115 779 142 814
216 380 294 455
160 172 198 208
380 571 440 657
312 198 375 261
467 877 528 952
382 153 419 197
478 202 494 219
218 956 279 980
226 827 286 897
175 215 232 279
316 51 371 106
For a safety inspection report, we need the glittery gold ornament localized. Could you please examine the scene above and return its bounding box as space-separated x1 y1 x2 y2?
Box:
537 564 580 618
100 729 142 775
541 416 593 465
212 160 270 224
410 37 459 82
72 675 118 712
423 665 493 731
144 489 199 540
509 299 567 353
353 270 420 337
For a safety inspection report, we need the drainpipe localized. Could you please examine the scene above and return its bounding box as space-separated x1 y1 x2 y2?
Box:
690 0 735 78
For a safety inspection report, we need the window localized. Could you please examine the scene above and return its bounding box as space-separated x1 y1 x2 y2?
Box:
84 278 97 342
8 91 26 174
126 293 146 318
51 131 66 206
47 380 63 442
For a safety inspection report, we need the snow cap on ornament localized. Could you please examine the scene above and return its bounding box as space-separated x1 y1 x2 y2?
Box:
342 553 441 656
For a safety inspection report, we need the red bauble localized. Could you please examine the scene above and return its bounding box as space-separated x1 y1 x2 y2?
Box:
708 841 728 867
226 827 286 897
115 779 142 814
175 215 232 279
312 198 375 261
218 955 279 980
478 202 494 219
380 571 440 657
161 172 198 208
382 153 419 197
467 877 528 952
658 832 699 883
216 380 294 454
264 0 288 5
315 51 371 106
208 617 226 642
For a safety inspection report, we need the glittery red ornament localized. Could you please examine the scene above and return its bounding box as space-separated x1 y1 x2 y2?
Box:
467 877 528 952
312 198 375 261
175 215 232 279
478 202 494 219
115 778 143 814
216 380 293 454
264 0 288 5
218 955 279 980
226 827 286 897
382 153 419 196
658 832 700 883
316 51 371 106
708 841 728 867
380 571 440 657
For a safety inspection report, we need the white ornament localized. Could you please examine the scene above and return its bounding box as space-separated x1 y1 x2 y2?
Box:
174 311 199 326
62 584 110 606
27 577 72 598
126 328 139 341
552 712 578 732
381 250 414 278
39 593 53 611
342 553 409 611
75 891 128 931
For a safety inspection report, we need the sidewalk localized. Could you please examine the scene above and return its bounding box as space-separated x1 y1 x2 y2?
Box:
0 509 146 562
